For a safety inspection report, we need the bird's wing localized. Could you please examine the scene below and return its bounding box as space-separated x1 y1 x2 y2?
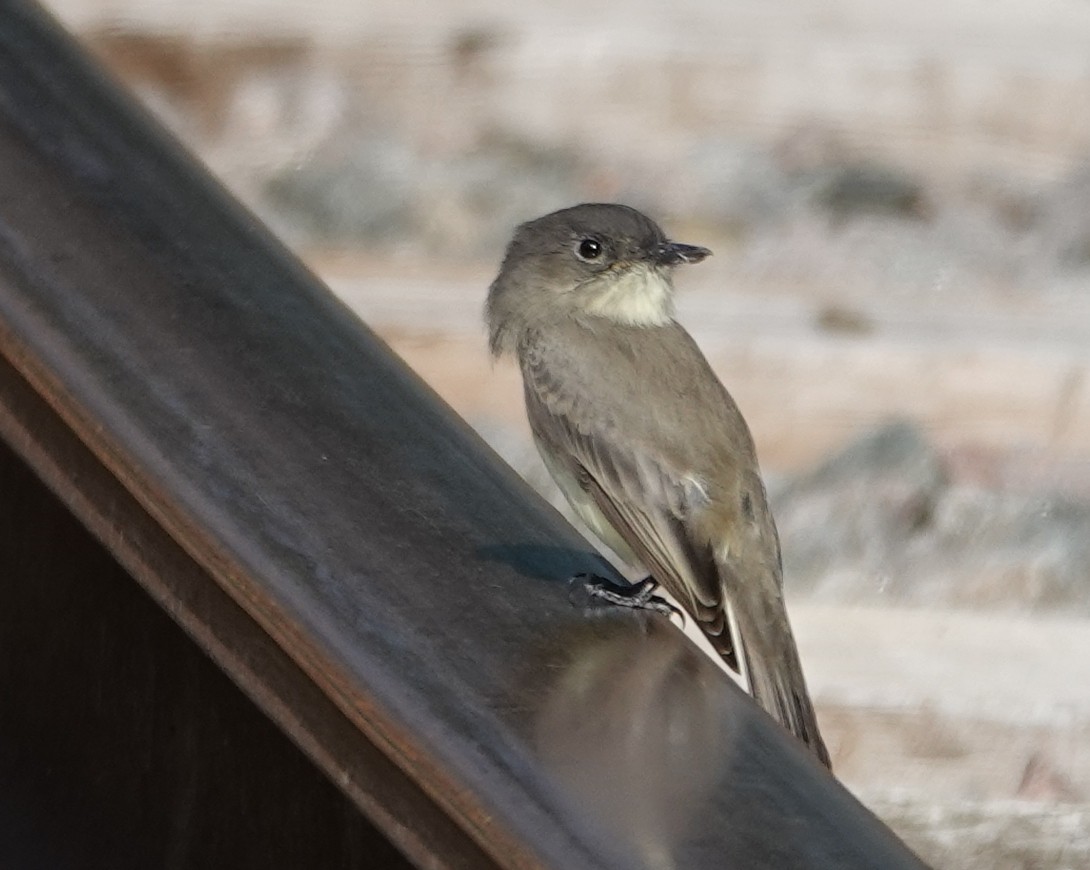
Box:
521 357 731 651
523 349 831 767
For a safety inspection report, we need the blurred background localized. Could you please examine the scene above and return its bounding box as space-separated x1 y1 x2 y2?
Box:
45 0 1090 865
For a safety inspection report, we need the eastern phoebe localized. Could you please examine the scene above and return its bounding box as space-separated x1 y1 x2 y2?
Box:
487 203 830 767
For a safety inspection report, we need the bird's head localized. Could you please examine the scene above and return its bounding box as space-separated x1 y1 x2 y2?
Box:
486 203 711 356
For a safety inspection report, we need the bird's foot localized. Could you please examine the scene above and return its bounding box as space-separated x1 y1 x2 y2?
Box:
568 574 681 620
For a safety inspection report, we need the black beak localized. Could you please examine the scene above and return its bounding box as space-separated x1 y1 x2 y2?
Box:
651 241 712 267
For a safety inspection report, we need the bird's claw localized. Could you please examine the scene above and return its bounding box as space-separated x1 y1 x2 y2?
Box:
568 573 682 621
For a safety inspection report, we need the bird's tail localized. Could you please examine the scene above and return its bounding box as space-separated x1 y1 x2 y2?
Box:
707 576 831 769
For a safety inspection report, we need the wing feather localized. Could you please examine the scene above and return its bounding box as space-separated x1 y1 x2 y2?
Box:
521 329 830 767
523 357 732 652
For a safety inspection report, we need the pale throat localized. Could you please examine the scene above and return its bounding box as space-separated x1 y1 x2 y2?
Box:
578 264 675 327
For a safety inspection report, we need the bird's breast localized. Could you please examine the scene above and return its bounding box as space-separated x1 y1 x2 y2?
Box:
577 264 675 328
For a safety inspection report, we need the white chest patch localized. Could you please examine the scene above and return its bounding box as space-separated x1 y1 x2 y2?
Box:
579 265 674 327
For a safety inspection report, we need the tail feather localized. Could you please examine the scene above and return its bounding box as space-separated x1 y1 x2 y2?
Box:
707 593 831 769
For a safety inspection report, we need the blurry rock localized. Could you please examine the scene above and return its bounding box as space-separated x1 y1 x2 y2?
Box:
775 421 1090 611
414 129 587 255
677 136 928 236
933 489 1090 611
265 136 419 245
1015 752 1082 802
808 164 929 222
814 303 875 336
1033 164 1090 270
771 123 855 175
263 128 585 255
773 420 946 599
962 171 1039 234
770 127 928 223
448 26 504 80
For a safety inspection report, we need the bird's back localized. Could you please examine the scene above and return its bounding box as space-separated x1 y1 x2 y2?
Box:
520 316 831 767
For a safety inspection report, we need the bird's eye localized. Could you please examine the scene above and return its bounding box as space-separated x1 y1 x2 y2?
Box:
575 238 603 261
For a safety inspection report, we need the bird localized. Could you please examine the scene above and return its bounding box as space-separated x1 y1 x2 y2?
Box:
486 203 830 767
